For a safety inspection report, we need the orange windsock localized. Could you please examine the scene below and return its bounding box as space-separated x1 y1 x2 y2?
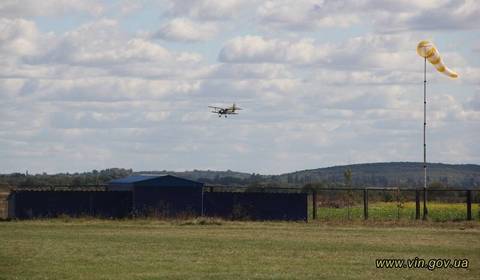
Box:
417 40 458 78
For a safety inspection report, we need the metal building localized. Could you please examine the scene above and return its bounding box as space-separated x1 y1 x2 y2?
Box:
108 175 204 217
3 175 309 221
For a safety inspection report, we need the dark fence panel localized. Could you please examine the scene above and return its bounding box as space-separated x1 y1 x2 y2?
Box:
133 187 202 217
204 192 308 221
13 191 132 219
10 187 478 222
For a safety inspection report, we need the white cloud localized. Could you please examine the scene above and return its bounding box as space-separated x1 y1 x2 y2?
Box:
0 0 104 17
219 35 331 64
35 19 173 66
255 0 480 33
207 63 293 79
257 0 359 31
154 18 218 42
13 19 206 79
0 18 41 56
372 0 480 32
0 0 478 173
117 0 143 16
164 0 247 20
13 78 201 103
218 33 423 72
219 33 469 82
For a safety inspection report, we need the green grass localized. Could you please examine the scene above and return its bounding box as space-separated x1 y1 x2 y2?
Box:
0 219 479 279
316 202 480 222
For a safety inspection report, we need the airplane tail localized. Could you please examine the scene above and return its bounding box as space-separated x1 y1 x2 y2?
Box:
233 103 242 111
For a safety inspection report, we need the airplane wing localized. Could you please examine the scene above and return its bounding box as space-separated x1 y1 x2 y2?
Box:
208 106 223 110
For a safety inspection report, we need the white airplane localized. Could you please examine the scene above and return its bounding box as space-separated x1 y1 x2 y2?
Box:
208 103 242 118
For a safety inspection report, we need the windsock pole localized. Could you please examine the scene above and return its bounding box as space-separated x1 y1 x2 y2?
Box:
416 40 458 220
423 57 428 220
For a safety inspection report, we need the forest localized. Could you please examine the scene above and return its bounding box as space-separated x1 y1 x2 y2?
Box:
1 162 479 189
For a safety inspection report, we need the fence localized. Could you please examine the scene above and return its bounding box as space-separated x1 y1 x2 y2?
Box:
204 186 308 221
5 185 309 221
4 185 479 222
11 189 132 219
309 188 479 222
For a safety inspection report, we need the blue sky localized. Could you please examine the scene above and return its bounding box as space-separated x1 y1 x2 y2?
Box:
1 0 479 174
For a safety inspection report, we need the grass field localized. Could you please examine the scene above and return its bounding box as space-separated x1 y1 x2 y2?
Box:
316 202 479 221
1 219 479 279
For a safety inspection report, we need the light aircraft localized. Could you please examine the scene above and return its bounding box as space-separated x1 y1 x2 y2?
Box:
208 103 242 118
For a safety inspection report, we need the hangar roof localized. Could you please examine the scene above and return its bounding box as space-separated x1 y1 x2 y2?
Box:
108 175 203 191
109 175 160 184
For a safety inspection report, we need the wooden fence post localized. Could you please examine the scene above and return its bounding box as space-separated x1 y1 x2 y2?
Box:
415 190 420 220
466 190 472 221
363 188 368 220
312 191 317 220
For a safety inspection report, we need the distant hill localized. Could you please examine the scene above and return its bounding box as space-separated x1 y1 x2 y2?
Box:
273 162 480 188
1 162 479 188
140 162 480 188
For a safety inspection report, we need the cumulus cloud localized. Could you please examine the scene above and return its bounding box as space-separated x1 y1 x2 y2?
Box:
207 63 293 80
372 0 480 32
0 0 104 17
218 33 429 73
12 19 206 80
116 0 143 16
0 0 478 173
154 18 218 42
257 0 359 31
164 0 247 20
219 36 331 64
255 0 480 33
0 18 42 56
36 20 167 65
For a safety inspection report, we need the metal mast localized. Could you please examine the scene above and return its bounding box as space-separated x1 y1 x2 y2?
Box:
423 57 428 219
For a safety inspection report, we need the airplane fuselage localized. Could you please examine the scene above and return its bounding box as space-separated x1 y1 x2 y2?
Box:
209 103 241 118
